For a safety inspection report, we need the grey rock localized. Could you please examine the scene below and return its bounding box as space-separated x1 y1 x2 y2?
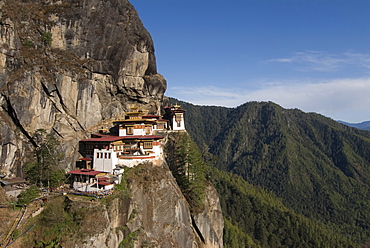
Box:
0 0 166 175
71 162 223 248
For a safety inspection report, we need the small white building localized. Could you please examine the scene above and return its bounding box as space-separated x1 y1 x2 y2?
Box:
68 169 114 192
164 104 186 131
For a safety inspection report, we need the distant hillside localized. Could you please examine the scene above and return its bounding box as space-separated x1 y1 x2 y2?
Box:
169 98 370 245
208 168 359 247
338 120 370 131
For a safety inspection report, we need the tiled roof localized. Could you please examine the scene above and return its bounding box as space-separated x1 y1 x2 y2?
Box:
81 135 163 142
98 181 112 186
79 157 92 161
81 136 126 142
97 177 110 181
68 169 104 176
121 135 164 140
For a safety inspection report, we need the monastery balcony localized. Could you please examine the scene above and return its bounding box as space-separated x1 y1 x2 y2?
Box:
117 154 156 159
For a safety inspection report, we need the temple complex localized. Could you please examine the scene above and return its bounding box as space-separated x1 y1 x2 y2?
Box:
68 104 186 192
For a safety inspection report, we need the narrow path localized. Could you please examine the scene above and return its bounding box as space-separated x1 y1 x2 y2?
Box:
1 206 26 247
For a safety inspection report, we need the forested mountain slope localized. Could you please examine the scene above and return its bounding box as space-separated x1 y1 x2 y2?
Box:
207 167 359 247
170 98 370 244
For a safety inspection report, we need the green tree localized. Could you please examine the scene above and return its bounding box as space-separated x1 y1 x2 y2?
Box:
169 132 206 212
24 129 65 188
17 185 39 205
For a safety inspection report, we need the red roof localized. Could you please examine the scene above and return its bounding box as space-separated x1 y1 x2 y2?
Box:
113 119 156 124
121 135 163 140
79 157 92 161
81 135 163 142
68 169 104 176
91 133 111 137
81 136 126 142
97 177 110 181
98 181 112 186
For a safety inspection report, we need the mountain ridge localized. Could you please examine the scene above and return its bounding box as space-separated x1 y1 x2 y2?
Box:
338 120 370 131
170 98 370 244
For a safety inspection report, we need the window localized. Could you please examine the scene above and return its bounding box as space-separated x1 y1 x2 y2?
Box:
127 126 134 135
175 113 182 127
175 113 182 122
157 123 165 129
143 142 153 149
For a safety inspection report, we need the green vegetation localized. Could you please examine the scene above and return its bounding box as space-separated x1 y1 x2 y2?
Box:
42 31 52 46
118 228 140 248
23 129 65 189
22 39 34 48
17 185 39 205
25 196 76 247
170 98 370 245
208 167 358 247
114 172 130 197
223 218 259 248
24 196 106 247
12 228 21 240
165 132 206 213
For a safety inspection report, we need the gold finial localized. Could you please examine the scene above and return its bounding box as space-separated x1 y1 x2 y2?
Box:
173 102 180 108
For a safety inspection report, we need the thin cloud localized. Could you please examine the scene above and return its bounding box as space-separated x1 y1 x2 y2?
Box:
344 52 370 69
168 77 370 122
268 51 370 72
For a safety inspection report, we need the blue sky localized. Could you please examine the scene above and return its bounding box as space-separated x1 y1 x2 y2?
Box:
130 0 370 123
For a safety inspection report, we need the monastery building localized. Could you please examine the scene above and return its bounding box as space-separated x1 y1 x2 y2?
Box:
68 104 186 192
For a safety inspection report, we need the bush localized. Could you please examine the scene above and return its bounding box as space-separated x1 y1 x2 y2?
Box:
42 31 52 46
22 39 34 48
17 185 39 205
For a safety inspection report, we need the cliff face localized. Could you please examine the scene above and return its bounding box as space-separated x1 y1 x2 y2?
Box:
123 163 223 248
0 0 166 176
0 2 224 247
20 162 223 248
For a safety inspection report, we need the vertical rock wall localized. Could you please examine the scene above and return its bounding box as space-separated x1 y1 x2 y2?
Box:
70 162 223 248
0 2 225 247
0 0 166 175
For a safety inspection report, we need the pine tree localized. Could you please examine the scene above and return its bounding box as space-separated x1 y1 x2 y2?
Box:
169 132 206 212
24 129 65 188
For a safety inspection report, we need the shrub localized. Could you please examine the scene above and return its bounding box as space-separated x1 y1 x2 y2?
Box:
42 31 52 46
22 39 34 48
17 185 39 205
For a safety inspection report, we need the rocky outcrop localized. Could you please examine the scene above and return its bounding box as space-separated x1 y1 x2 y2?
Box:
57 162 223 248
0 0 166 176
193 183 224 248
